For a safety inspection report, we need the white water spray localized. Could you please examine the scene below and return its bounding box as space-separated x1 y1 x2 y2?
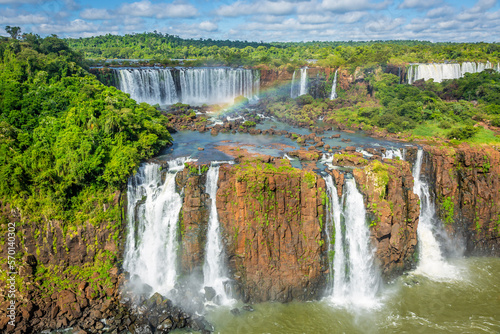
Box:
115 67 259 105
412 150 459 280
324 175 380 307
330 70 338 100
299 67 308 96
203 165 233 305
124 163 183 296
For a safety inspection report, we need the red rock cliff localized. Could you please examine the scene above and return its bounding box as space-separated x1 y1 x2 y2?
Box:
422 144 500 255
215 159 327 302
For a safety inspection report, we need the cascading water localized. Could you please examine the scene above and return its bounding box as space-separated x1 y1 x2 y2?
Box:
203 165 233 305
323 175 345 295
117 68 178 105
408 61 500 84
115 67 259 105
330 70 338 100
123 162 184 296
299 67 308 96
382 148 403 160
324 175 380 307
412 149 458 280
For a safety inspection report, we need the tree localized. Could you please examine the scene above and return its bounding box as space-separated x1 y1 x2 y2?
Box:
5 26 21 39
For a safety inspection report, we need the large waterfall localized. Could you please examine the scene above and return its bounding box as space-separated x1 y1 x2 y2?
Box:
330 70 338 100
324 175 380 307
203 165 232 304
115 67 259 105
123 162 184 296
412 150 458 279
408 61 500 84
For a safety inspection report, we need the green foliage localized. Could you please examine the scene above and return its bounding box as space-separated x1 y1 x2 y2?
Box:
242 120 256 127
66 33 500 71
0 35 172 224
441 196 455 225
446 125 479 140
303 172 316 189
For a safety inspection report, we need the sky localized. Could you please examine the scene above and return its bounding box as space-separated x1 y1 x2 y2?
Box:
0 0 499 42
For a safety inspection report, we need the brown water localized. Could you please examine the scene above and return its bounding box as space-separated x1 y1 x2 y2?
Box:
200 257 500 334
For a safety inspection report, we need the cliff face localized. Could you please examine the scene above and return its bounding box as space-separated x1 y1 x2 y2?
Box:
215 159 327 303
176 168 209 275
330 153 420 279
423 144 500 255
0 198 123 333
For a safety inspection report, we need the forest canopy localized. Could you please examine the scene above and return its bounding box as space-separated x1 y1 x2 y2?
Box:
0 32 172 224
66 32 500 68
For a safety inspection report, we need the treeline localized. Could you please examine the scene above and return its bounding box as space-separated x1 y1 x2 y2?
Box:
0 33 172 224
66 32 500 69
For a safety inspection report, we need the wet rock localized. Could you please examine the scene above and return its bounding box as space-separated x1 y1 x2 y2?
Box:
204 287 216 301
242 305 254 312
230 308 241 316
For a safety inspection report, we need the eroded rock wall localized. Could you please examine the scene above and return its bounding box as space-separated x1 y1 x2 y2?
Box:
423 144 500 255
215 160 327 303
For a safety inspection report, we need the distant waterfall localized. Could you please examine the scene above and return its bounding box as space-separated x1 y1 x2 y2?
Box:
412 150 458 279
290 70 296 98
299 67 308 96
203 165 232 304
324 175 380 307
123 161 185 296
330 70 338 100
408 61 500 84
115 67 259 105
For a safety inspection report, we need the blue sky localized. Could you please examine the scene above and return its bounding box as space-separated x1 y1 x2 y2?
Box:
1 0 499 42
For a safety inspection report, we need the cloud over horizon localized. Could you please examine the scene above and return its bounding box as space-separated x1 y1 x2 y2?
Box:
0 0 499 42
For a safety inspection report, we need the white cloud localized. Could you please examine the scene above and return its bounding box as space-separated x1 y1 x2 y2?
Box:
39 19 99 34
398 0 439 9
426 6 454 18
469 0 497 13
199 21 218 31
364 16 404 32
338 11 365 23
118 0 199 19
0 13 49 25
80 8 113 20
215 0 296 17
321 0 391 13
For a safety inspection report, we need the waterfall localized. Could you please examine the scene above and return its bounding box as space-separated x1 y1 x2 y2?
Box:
114 68 258 105
117 68 179 106
324 175 380 307
412 150 458 280
408 62 498 83
299 67 308 96
382 148 403 160
123 162 184 296
203 165 232 304
330 70 338 100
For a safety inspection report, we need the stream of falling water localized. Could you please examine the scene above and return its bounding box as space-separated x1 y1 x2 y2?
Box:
330 70 338 100
123 162 184 296
412 149 459 280
203 165 233 305
324 175 381 308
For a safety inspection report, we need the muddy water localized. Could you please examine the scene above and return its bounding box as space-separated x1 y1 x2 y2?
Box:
201 258 500 334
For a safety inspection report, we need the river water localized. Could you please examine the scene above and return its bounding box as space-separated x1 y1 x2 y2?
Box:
202 257 500 333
